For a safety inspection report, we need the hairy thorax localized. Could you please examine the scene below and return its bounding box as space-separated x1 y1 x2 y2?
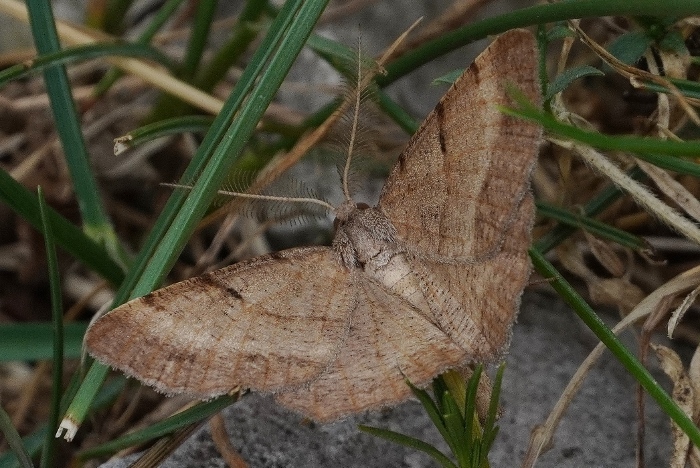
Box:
332 201 402 271
333 201 434 321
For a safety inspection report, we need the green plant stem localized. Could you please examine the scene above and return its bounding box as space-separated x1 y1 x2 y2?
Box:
64 0 330 436
181 0 217 80
0 43 176 87
0 169 124 285
534 167 646 254
25 0 123 259
529 248 700 448
37 188 63 468
379 0 700 87
94 0 187 96
102 0 134 34
195 0 270 91
535 201 648 251
147 0 268 122
0 405 34 468
77 395 236 459
512 108 700 157
116 116 214 153
0 323 88 361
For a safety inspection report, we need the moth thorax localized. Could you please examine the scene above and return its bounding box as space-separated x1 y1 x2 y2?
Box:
332 204 398 269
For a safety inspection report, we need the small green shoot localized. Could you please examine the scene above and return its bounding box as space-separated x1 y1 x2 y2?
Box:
359 365 504 468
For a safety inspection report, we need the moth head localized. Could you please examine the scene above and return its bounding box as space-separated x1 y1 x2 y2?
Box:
333 200 370 229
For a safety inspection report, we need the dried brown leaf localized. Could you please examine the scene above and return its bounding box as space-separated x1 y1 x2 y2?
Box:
651 344 694 468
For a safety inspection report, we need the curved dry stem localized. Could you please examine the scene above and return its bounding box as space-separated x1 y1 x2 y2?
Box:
571 22 700 124
547 113 700 246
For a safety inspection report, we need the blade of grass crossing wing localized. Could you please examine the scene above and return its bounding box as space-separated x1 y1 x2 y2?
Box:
62 0 331 440
77 395 236 459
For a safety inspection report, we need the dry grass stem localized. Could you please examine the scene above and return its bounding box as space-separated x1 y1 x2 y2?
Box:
548 132 700 246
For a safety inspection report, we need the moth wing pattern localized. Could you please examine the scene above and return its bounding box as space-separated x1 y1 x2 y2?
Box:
86 247 356 397
378 29 540 261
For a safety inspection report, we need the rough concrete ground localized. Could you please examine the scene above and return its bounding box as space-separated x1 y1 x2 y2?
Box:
97 292 678 467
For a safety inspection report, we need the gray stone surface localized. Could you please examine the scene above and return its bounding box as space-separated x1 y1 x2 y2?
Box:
97 293 678 467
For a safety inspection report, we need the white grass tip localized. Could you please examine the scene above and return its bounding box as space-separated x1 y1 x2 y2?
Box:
56 418 78 442
113 135 132 156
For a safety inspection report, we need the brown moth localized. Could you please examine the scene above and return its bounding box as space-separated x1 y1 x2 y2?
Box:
86 29 541 422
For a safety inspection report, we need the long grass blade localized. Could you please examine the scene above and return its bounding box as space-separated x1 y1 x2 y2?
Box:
379 0 700 86
0 405 34 468
529 248 700 448
0 169 124 285
77 396 237 459
358 425 458 468
0 43 175 87
37 188 64 468
62 0 331 440
25 0 119 252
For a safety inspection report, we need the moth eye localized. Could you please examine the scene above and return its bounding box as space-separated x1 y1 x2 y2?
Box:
356 203 370 210
333 218 340 230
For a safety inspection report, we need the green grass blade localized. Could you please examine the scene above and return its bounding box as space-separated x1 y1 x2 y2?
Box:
358 425 458 468
379 0 700 86
535 201 649 251
37 188 63 468
409 379 452 445
377 90 420 135
441 370 468 417
440 398 467 464
0 323 87 361
148 0 268 122
2 373 127 466
481 364 505 457
95 0 187 95
306 32 362 79
503 101 700 157
98 0 134 34
444 413 468 466
25 0 124 266
0 168 124 285
194 0 268 91
115 116 214 154
77 395 237 459
534 166 646 254
529 247 700 448
181 0 217 80
0 405 34 468
545 65 604 101
634 152 700 178
463 368 482 442
641 76 700 100
64 0 331 436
